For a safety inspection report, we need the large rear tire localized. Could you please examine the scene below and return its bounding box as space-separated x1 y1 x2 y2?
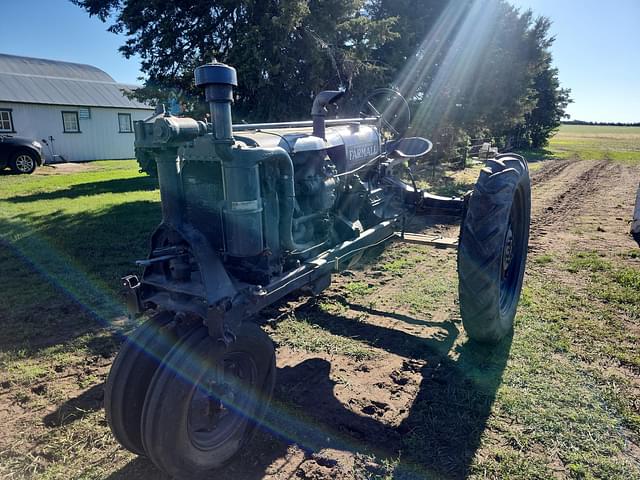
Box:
141 323 276 479
458 155 531 343
104 311 183 455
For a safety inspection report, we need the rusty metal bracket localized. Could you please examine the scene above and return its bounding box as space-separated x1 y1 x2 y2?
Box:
121 274 143 316
206 298 235 345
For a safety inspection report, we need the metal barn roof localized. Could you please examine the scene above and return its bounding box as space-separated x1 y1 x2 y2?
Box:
0 53 152 110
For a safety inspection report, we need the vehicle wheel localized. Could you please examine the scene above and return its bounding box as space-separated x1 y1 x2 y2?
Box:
10 151 37 174
458 155 531 343
104 311 184 455
141 322 276 479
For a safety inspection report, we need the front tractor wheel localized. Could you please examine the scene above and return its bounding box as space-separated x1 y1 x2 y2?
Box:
104 311 185 455
141 323 276 479
458 155 531 343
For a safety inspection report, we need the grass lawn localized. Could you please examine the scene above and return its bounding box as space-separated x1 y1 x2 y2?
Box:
0 161 161 478
0 158 639 479
0 161 160 323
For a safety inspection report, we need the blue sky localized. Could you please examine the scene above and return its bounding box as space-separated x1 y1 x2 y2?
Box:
509 0 640 123
3 0 143 84
3 0 639 122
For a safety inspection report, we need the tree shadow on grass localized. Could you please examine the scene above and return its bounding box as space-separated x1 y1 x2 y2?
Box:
7 176 158 203
514 147 558 162
0 200 159 355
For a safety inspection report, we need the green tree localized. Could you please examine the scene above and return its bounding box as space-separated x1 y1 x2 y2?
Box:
370 1 569 152
508 16 572 148
72 0 398 121
73 0 570 147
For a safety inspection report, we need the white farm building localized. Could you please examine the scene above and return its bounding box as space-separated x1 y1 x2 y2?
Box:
0 53 154 162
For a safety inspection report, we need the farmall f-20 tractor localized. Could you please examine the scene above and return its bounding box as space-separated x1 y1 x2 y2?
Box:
106 61 530 479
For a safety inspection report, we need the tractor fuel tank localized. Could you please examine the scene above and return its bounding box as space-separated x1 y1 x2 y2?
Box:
326 124 381 173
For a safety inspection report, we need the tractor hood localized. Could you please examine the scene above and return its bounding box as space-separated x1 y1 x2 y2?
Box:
233 123 381 157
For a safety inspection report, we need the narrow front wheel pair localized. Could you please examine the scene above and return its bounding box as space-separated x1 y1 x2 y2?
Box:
104 311 180 454
142 323 276 478
104 316 275 479
458 155 531 343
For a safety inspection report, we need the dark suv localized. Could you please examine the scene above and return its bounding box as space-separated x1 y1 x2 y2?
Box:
0 135 45 174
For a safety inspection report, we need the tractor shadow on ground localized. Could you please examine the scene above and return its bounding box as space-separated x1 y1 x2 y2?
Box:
106 428 294 480
105 421 293 480
7 176 157 203
43 383 105 427
280 299 511 479
105 301 510 480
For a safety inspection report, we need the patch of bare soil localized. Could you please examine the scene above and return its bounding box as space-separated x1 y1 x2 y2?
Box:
0 358 112 476
528 160 637 253
526 160 639 294
35 163 100 175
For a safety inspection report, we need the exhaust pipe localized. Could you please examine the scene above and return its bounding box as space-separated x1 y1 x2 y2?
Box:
311 90 345 139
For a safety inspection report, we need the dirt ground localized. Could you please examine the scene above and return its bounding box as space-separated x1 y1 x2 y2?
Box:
1 158 638 479
250 159 639 480
34 162 101 175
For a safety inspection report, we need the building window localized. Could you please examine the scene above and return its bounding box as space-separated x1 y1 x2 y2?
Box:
0 109 14 132
118 113 133 133
62 111 80 133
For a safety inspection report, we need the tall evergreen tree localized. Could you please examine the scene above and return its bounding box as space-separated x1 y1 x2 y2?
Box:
73 0 570 146
72 0 398 121
370 1 569 151
509 16 572 148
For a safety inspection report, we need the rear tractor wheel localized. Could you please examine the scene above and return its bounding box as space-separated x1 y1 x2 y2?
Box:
141 322 276 479
457 155 531 343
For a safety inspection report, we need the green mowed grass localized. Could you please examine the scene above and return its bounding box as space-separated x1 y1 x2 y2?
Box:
544 124 640 163
0 162 161 373
0 161 160 331
0 161 163 478
0 160 639 478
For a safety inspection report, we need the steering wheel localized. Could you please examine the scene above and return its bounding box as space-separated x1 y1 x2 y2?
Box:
359 88 410 142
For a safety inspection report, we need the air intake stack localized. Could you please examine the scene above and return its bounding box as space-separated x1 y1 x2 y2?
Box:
195 61 265 258
195 61 237 143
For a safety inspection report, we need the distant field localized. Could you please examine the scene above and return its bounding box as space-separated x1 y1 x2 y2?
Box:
547 124 640 162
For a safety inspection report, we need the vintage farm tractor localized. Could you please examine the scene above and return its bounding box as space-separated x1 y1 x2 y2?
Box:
106 61 531 478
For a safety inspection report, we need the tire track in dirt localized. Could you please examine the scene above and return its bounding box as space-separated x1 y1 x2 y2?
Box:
528 160 613 251
525 160 640 470
530 159 571 187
